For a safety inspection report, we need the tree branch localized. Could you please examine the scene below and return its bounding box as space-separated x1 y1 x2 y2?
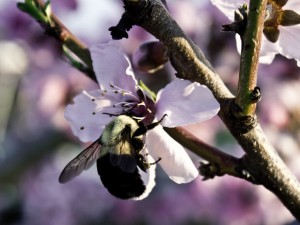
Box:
113 0 300 220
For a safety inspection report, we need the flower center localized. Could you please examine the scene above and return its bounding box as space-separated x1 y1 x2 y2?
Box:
98 82 156 125
264 1 300 42
263 1 282 42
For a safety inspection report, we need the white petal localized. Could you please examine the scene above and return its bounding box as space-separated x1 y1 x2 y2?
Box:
133 153 156 200
278 25 300 65
284 2 300 9
65 90 122 142
90 41 138 93
146 126 199 184
155 79 220 127
235 34 242 54
211 0 248 21
259 35 280 64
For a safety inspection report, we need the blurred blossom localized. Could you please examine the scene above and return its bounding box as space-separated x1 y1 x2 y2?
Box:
211 0 300 66
20 161 298 225
168 1 213 50
258 64 300 179
58 0 123 43
0 41 28 161
52 0 78 11
0 41 28 76
21 161 113 225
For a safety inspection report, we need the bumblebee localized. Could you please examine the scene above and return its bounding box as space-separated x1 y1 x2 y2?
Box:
59 115 165 199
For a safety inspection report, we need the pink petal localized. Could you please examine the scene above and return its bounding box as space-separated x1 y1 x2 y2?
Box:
284 2 300 9
90 42 138 93
278 25 300 66
155 79 220 127
146 126 199 184
259 36 279 64
65 90 122 142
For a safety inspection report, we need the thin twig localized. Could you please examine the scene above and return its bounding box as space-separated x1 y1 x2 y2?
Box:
236 0 267 116
31 0 96 81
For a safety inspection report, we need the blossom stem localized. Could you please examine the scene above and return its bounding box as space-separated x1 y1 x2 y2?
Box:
236 0 267 116
20 0 96 82
35 0 92 66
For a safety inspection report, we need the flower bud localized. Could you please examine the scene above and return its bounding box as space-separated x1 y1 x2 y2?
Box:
132 41 168 73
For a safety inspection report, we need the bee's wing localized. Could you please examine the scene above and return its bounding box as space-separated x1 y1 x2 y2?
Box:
59 140 101 183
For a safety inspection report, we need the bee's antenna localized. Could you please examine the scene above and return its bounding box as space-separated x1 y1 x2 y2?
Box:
133 114 167 137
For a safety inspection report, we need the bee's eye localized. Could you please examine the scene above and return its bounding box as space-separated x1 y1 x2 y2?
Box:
131 137 144 151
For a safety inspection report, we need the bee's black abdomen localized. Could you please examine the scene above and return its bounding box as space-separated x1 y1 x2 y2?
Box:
97 154 146 199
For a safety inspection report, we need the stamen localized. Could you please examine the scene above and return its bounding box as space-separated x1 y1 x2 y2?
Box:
108 82 140 101
137 101 146 107
83 91 97 101
113 101 136 108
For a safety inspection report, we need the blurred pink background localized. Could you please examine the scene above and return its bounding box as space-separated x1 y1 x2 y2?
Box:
0 1 300 225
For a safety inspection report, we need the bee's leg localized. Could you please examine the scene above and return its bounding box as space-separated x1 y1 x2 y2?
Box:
138 156 161 171
133 114 167 137
149 157 161 165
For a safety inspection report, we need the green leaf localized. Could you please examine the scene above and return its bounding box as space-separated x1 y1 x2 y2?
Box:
62 45 95 76
16 0 49 24
44 0 52 24
16 3 27 12
139 80 157 101
63 45 84 69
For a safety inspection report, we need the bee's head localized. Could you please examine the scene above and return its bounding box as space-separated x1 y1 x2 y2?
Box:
131 134 146 152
